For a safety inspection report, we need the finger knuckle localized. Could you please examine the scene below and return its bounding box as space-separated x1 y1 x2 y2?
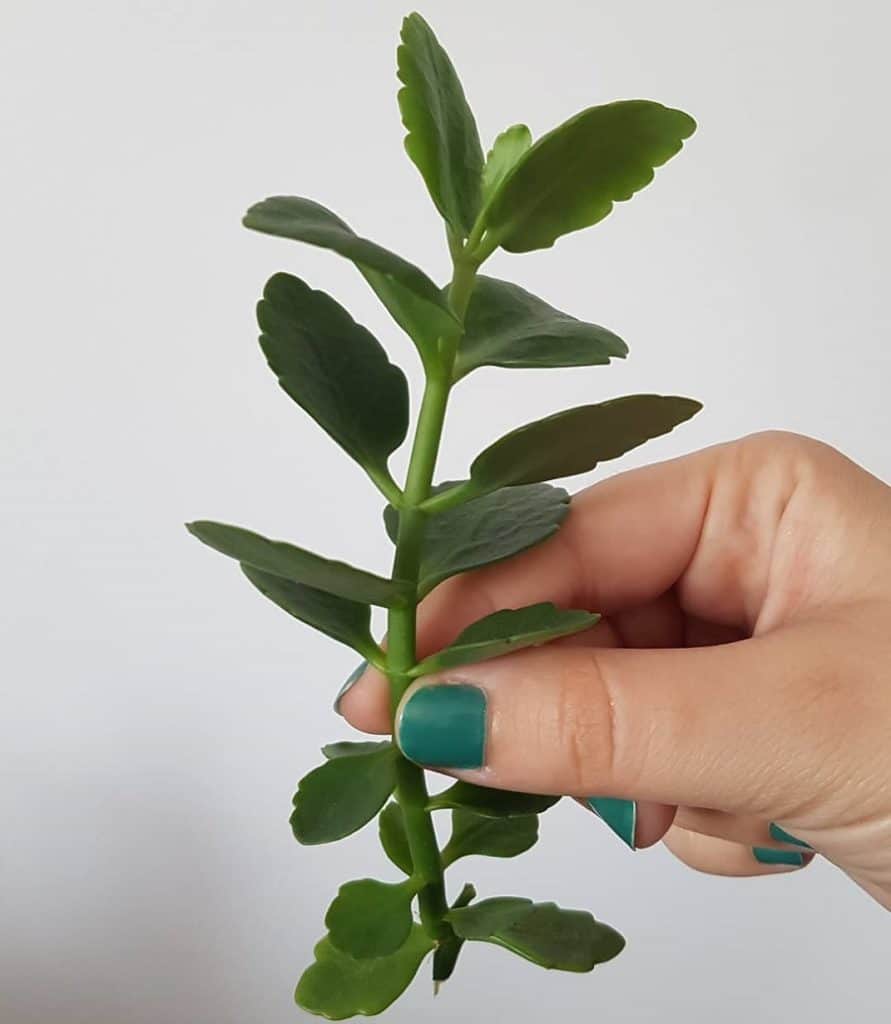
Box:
740 430 841 484
552 651 624 794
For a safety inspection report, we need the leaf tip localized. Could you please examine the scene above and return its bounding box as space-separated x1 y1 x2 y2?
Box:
241 199 266 230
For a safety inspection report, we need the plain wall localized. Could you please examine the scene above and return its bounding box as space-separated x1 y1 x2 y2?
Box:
2 1 889 1021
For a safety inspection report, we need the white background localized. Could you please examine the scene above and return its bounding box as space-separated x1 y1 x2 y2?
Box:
3 1 889 1021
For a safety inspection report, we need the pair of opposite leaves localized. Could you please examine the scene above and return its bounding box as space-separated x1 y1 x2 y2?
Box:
396 12 695 250
297 898 625 1020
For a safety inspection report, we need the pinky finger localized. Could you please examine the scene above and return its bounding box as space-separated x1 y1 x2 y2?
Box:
663 825 815 876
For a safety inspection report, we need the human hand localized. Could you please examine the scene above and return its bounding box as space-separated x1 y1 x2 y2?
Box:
339 432 891 909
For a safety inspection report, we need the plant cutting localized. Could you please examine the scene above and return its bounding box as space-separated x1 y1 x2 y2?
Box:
188 11 699 1018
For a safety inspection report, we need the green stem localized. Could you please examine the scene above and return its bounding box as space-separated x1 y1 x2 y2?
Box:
418 479 479 515
367 465 403 507
385 251 479 943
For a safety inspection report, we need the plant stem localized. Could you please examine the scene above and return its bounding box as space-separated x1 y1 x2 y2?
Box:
385 251 479 943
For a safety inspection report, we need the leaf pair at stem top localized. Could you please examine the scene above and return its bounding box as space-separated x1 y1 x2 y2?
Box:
397 12 695 257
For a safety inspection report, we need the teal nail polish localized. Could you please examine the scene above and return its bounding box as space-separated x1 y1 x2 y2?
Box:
397 684 486 769
586 797 637 850
333 659 367 715
753 846 807 867
769 823 812 849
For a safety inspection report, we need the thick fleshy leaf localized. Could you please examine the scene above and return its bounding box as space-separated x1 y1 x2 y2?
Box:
448 899 625 972
385 484 569 596
481 125 532 206
397 13 484 236
470 395 702 492
257 273 408 476
483 100 696 252
322 740 393 760
443 809 538 864
241 565 375 656
432 882 477 985
411 603 598 676
186 521 410 608
378 803 413 875
446 896 532 938
454 276 627 379
243 196 457 351
291 744 398 845
325 879 414 958
428 781 559 818
296 927 434 1019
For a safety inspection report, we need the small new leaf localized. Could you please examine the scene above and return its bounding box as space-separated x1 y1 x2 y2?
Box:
429 781 559 818
448 899 626 972
454 275 627 379
186 521 411 608
243 196 457 354
481 125 532 206
412 603 598 676
432 882 477 985
397 13 484 236
385 484 570 596
470 395 702 492
296 927 434 1019
257 274 408 478
378 803 413 875
325 878 414 958
291 744 398 845
444 808 539 865
241 565 375 656
483 100 696 252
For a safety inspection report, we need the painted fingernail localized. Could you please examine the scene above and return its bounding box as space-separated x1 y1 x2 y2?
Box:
397 683 486 769
753 847 807 867
333 659 367 715
586 797 637 850
768 823 813 849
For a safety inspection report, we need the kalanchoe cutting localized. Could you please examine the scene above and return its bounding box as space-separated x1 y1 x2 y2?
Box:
188 10 699 1018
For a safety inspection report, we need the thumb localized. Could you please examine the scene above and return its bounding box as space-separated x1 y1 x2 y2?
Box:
392 621 840 822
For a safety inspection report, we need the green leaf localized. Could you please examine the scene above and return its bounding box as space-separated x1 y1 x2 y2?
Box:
378 803 413 875
470 395 702 492
257 273 408 478
483 100 696 252
397 13 484 236
325 878 414 958
412 603 598 676
446 896 533 938
243 196 457 353
454 275 627 379
296 926 434 1019
385 484 570 597
448 899 626 972
186 521 411 608
291 744 398 845
432 882 477 985
428 781 559 818
241 565 375 656
322 740 393 760
444 808 538 864
481 125 532 206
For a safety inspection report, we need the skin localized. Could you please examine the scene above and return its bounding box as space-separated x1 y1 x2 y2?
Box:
341 432 891 909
